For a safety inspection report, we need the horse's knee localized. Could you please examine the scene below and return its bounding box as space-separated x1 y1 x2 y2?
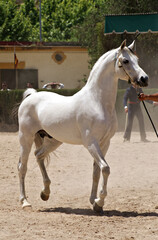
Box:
102 165 110 176
18 158 27 175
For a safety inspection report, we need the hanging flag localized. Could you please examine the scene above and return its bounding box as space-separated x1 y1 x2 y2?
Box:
14 53 18 69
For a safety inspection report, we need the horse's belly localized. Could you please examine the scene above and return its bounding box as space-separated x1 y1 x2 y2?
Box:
53 132 82 145
43 123 82 145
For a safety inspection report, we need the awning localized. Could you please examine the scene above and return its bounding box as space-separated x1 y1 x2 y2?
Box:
104 13 158 34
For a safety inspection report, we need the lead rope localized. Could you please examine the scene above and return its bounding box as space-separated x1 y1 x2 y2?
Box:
136 87 158 138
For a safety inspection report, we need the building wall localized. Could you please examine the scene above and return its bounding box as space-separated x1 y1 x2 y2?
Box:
0 46 90 89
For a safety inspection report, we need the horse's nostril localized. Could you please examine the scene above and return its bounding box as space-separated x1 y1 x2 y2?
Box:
139 76 148 87
140 76 148 83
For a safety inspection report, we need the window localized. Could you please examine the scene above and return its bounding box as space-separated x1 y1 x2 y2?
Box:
52 52 66 64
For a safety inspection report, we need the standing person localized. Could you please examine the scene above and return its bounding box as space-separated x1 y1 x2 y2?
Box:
27 82 33 88
123 83 151 142
1 82 10 91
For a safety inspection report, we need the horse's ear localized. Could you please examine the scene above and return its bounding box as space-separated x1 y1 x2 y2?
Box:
128 40 136 53
120 39 126 49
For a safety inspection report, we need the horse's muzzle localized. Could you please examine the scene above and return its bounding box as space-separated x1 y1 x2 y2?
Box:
136 76 148 87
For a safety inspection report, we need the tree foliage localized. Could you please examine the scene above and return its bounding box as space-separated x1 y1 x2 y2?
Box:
0 0 157 43
76 0 158 65
0 0 33 41
0 0 103 42
0 0 157 81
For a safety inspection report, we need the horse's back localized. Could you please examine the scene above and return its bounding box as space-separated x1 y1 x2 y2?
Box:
18 91 83 144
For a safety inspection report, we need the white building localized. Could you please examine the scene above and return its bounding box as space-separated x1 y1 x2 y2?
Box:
0 42 90 89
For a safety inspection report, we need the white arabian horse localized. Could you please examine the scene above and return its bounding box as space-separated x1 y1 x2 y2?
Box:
18 40 148 213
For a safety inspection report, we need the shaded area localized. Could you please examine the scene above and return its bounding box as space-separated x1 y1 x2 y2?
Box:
40 207 158 218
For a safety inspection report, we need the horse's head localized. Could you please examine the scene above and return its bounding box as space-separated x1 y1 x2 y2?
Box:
115 40 148 87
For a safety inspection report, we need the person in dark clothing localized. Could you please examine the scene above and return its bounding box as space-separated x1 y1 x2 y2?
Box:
123 84 152 142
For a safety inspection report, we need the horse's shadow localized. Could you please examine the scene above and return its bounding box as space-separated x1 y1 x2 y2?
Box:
40 207 158 217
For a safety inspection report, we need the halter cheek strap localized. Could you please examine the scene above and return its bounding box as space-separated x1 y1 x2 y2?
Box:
118 58 132 84
115 48 135 84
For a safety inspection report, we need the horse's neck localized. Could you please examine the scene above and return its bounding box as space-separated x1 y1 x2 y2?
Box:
85 50 118 111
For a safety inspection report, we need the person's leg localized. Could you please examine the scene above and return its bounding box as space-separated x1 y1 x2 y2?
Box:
123 106 134 141
135 107 146 141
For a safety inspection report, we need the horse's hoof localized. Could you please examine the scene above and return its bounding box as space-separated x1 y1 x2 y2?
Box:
22 199 32 209
93 202 104 215
40 191 49 201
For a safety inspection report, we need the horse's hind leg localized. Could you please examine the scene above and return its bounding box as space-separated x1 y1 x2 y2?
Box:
34 134 62 201
18 131 34 208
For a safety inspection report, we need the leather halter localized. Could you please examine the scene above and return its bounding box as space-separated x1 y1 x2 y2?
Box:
115 49 132 84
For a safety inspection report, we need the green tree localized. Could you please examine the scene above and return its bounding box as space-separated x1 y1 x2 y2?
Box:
21 0 39 41
0 0 17 40
0 0 32 41
77 0 158 69
0 1 7 27
106 0 158 14
0 0 157 84
22 0 39 26
11 8 32 41
41 0 95 41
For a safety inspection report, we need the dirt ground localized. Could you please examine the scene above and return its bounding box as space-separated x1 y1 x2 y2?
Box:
0 131 158 240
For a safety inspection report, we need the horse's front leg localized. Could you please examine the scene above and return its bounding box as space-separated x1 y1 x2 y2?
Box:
87 139 110 213
89 161 100 205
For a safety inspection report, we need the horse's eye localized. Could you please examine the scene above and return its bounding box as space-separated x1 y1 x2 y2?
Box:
123 59 129 64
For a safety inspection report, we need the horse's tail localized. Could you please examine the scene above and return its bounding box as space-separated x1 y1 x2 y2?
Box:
34 132 51 166
23 88 37 100
12 88 37 124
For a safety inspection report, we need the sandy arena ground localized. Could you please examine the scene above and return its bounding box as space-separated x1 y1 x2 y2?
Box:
0 131 158 240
